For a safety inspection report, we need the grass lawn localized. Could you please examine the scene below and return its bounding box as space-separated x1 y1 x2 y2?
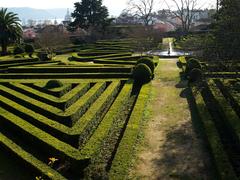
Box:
129 59 214 179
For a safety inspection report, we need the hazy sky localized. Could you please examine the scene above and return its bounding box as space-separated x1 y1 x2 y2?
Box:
0 0 216 16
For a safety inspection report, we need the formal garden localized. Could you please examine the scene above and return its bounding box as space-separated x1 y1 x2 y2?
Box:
0 0 240 179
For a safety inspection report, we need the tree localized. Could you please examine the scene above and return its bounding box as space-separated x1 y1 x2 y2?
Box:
212 0 240 60
127 0 155 26
0 8 22 55
69 0 112 32
165 0 199 33
24 44 34 57
116 10 138 24
36 25 70 59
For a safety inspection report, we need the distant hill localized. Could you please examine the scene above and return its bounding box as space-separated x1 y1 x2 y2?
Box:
5 7 73 20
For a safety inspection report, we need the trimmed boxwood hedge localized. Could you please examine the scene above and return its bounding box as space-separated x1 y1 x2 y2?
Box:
70 52 132 62
5 82 90 111
78 81 133 159
7 67 132 74
209 81 240 143
137 57 155 73
132 63 152 84
109 83 151 178
0 83 106 126
0 73 132 79
193 88 237 179
0 132 66 180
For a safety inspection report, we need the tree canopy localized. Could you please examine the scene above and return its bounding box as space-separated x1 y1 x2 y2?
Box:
0 8 22 55
213 0 240 59
69 0 112 32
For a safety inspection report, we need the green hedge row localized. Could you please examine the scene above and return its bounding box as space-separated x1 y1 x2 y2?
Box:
0 94 80 148
0 83 106 126
25 83 74 98
0 73 132 79
215 80 240 118
1 61 57 70
0 58 38 65
102 55 149 61
75 81 122 146
70 52 132 62
8 66 132 74
93 59 136 65
77 51 125 57
0 132 66 179
78 81 133 159
193 88 237 179
0 105 87 164
109 83 151 178
5 82 90 111
0 81 123 148
209 81 240 144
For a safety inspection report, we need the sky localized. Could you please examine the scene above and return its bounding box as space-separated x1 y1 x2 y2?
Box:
0 0 216 16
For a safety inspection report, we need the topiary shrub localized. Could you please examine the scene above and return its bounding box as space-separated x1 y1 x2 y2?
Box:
189 68 203 83
45 80 63 89
186 58 201 74
137 57 155 73
13 46 24 55
37 52 51 61
14 55 22 58
24 44 34 57
132 63 152 84
176 61 183 69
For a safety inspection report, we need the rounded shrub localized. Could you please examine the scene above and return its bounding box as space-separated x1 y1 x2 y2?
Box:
189 68 203 83
37 52 51 61
133 63 152 84
14 55 22 58
186 58 201 74
13 46 24 55
24 44 34 57
137 57 155 73
45 80 63 89
176 61 183 69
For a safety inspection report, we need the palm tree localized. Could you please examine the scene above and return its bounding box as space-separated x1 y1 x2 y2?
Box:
0 8 22 55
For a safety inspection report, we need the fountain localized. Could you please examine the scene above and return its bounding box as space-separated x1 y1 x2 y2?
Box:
147 40 189 58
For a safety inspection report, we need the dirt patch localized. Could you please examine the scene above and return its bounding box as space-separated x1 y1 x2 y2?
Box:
129 59 213 179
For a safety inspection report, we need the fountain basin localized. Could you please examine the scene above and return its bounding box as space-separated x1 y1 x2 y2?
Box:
147 50 190 58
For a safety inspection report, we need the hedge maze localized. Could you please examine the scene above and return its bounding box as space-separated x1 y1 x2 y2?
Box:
179 56 240 179
0 39 154 179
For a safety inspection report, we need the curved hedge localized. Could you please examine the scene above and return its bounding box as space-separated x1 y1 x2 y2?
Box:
137 57 155 73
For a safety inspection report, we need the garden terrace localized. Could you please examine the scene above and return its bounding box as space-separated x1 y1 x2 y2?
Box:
0 38 156 178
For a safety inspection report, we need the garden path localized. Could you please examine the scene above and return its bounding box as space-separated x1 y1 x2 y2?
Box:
130 59 213 179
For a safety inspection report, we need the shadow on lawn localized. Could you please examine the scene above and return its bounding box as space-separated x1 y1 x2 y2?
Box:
151 81 216 179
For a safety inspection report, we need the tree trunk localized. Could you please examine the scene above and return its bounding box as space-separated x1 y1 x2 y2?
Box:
1 42 7 55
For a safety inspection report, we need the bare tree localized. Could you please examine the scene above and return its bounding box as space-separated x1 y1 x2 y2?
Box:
36 25 70 52
165 0 199 33
127 0 155 26
35 25 70 60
